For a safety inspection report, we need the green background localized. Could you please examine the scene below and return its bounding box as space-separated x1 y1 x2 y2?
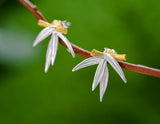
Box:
0 0 160 123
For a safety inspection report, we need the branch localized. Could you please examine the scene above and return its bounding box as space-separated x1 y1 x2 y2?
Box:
18 0 160 78
18 0 47 21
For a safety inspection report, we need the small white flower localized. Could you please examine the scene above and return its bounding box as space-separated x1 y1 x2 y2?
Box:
33 20 75 72
72 48 127 102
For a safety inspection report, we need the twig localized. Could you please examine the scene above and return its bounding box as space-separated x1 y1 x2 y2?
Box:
18 0 160 78
18 0 47 21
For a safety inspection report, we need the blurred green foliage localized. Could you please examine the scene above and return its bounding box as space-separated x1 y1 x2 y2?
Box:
0 0 160 124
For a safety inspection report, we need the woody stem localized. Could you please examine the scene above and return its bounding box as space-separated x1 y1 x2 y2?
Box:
18 0 160 78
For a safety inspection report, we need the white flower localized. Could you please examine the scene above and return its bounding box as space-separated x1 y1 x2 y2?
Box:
33 20 75 72
72 48 127 102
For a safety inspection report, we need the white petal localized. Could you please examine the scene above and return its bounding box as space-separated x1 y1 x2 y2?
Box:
55 31 75 58
51 33 58 65
72 57 102 72
92 59 106 91
100 65 109 102
106 53 127 83
33 26 56 47
44 35 53 72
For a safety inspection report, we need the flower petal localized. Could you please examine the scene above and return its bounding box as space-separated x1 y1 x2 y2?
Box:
55 31 75 58
100 65 109 102
51 33 58 65
33 26 56 47
44 34 54 72
72 57 102 72
106 53 127 83
92 59 106 91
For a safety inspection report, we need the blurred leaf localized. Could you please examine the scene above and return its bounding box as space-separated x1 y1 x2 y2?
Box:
0 26 39 66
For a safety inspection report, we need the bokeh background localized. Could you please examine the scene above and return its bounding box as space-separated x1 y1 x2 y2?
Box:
0 0 160 123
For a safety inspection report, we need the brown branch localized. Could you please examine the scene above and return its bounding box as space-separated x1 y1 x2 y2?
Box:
18 0 47 21
18 0 160 78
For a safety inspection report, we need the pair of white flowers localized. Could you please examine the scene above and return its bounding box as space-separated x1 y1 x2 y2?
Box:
33 19 127 101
